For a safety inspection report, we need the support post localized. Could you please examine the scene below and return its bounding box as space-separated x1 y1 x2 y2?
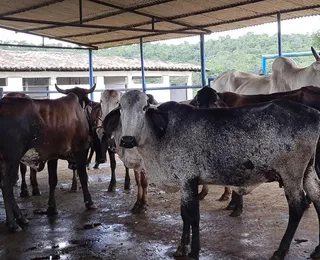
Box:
140 37 146 92
262 56 267 75
277 12 282 57
79 0 83 24
200 34 206 87
89 49 94 100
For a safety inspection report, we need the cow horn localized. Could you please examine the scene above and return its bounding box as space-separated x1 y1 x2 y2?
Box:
55 84 69 94
311 47 320 61
86 83 96 94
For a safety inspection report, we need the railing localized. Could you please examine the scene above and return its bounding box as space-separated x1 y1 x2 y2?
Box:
261 50 319 75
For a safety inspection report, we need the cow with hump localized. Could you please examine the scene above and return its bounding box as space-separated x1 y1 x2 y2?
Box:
0 87 96 232
100 90 157 213
103 89 320 260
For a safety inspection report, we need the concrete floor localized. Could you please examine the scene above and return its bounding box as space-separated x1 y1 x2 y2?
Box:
0 160 318 260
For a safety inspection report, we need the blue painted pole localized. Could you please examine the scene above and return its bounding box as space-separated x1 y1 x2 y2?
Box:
140 37 146 93
262 57 267 75
89 49 94 100
277 12 282 57
200 34 206 87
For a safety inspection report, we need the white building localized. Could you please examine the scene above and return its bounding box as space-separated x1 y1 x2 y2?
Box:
0 50 201 102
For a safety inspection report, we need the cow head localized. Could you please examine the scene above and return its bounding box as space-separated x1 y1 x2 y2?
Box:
100 90 122 121
190 86 227 108
311 47 320 71
55 84 96 108
103 90 164 149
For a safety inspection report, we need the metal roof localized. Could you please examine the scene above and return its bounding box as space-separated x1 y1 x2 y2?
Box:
0 49 202 71
1 0 320 49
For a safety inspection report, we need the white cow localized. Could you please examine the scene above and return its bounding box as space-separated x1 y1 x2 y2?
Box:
270 47 320 93
212 70 271 94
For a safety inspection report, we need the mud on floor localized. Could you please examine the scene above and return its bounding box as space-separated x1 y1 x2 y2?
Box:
0 160 318 260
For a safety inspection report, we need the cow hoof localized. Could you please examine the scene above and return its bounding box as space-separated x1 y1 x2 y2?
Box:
198 191 208 200
225 202 236 210
173 245 189 257
16 216 29 227
85 202 97 210
46 207 58 216
20 190 30 198
93 164 99 169
229 209 243 217
7 222 22 233
124 183 131 190
218 194 230 201
70 187 78 193
311 246 320 259
32 189 41 196
107 185 116 192
270 250 288 260
188 252 199 260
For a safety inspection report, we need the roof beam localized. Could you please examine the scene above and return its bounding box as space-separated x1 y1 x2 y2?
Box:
0 43 91 50
88 0 210 34
24 0 175 32
0 0 65 17
0 25 97 49
88 3 320 47
0 16 203 35
45 0 266 40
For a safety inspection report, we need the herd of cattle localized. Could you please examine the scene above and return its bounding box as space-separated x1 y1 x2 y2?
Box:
1 47 320 260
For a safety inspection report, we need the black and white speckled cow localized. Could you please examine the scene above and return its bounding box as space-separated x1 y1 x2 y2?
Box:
104 90 320 260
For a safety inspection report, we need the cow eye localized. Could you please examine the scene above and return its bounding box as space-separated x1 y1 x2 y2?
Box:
143 105 148 111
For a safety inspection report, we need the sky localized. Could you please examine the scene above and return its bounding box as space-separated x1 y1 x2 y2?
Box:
0 15 319 46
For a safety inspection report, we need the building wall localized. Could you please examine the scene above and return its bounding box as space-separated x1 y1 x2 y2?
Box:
0 70 194 102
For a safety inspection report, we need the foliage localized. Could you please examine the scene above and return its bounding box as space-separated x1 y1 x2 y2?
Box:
0 32 318 85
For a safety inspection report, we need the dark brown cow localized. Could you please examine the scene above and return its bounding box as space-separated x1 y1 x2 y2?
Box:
191 85 320 216
0 92 96 232
3 92 40 197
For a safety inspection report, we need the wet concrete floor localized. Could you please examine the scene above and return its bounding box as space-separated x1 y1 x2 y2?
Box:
0 160 318 260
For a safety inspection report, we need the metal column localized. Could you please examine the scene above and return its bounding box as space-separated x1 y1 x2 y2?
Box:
140 38 147 92
200 34 206 87
89 49 94 100
277 12 282 57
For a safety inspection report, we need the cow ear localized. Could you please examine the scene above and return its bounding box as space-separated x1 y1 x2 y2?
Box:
189 96 198 106
146 107 168 137
103 107 120 136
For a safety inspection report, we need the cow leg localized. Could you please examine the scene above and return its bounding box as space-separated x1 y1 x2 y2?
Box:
30 168 40 196
93 132 103 169
107 149 116 192
86 146 94 169
76 151 96 210
19 163 29 197
70 169 78 192
139 170 148 213
303 160 320 259
124 166 131 190
174 178 200 260
270 188 307 260
47 159 58 216
226 191 239 210
131 170 142 214
2 162 27 232
229 192 243 217
198 184 208 200
218 187 232 201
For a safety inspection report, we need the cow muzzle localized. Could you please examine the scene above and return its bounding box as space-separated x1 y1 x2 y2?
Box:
120 136 138 148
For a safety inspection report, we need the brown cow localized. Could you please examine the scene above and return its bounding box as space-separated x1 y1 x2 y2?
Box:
0 91 96 232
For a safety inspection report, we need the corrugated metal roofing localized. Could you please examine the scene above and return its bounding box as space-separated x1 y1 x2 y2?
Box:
0 50 202 71
0 0 319 49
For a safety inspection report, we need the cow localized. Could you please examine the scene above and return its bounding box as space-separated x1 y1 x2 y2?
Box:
0 90 96 232
191 85 320 216
270 47 320 93
100 90 158 213
211 69 271 94
2 92 41 197
103 89 320 260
